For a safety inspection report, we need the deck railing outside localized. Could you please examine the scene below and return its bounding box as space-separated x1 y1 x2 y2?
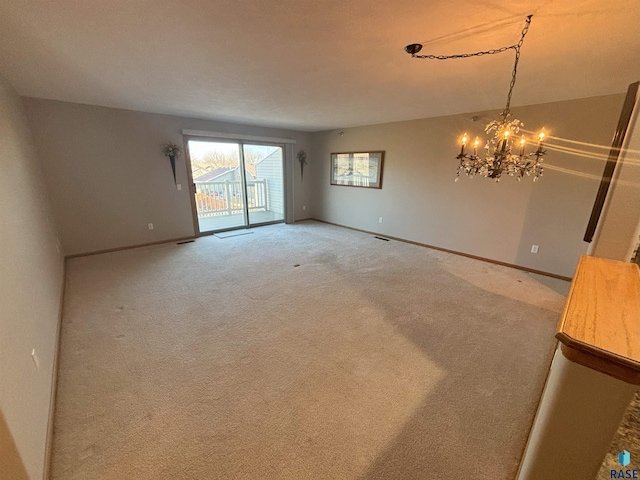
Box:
195 179 269 217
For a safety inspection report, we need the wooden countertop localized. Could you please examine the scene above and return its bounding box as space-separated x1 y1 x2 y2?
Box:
556 255 640 384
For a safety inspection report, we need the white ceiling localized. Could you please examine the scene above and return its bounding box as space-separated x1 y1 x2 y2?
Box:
0 0 638 131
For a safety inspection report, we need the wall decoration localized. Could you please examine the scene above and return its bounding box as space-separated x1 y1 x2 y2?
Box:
330 151 384 189
162 143 181 184
297 150 307 180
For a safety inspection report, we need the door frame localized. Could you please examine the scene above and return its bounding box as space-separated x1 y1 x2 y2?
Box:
183 134 290 236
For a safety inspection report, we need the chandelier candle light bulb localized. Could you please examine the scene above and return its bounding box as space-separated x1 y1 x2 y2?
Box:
502 130 510 152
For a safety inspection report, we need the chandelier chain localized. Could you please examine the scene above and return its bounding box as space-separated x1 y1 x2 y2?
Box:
412 15 533 117
411 45 514 60
503 15 532 117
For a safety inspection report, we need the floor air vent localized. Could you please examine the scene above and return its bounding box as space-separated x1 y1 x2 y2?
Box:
374 236 390 241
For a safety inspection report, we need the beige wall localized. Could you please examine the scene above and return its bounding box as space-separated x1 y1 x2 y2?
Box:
23 99 312 256
310 94 625 278
0 76 64 479
591 91 640 261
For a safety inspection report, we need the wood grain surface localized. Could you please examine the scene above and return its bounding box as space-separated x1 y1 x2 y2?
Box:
556 255 640 383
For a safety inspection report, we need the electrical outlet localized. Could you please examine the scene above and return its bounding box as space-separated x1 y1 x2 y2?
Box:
177 184 182 191
31 349 39 370
148 223 154 230
379 217 383 224
302 205 306 211
531 245 539 254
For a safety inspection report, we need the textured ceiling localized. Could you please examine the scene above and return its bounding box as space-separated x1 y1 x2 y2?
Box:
0 0 638 131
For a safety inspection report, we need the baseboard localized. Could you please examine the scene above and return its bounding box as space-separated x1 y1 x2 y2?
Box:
311 218 573 282
43 235 194 476
65 236 196 259
42 258 66 480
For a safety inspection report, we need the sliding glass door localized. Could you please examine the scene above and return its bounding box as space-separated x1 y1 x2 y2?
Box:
188 140 247 232
244 144 285 226
187 139 284 233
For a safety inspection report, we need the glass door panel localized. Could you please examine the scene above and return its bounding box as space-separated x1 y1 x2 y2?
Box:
243 144 285 226
188 140 247 232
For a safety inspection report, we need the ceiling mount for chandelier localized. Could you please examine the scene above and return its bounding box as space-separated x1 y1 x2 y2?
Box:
405 15 547 182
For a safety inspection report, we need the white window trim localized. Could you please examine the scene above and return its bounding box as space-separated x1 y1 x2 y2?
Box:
181 130 296 144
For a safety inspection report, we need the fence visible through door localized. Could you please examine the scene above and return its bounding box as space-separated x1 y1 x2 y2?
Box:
195 180 269 216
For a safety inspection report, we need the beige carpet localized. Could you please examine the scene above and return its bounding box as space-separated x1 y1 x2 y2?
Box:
51 221 567 479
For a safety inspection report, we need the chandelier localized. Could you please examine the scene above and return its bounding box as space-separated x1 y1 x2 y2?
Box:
405 15 547 182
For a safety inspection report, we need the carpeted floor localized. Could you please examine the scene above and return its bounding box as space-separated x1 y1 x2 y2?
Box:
51 221 568 479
